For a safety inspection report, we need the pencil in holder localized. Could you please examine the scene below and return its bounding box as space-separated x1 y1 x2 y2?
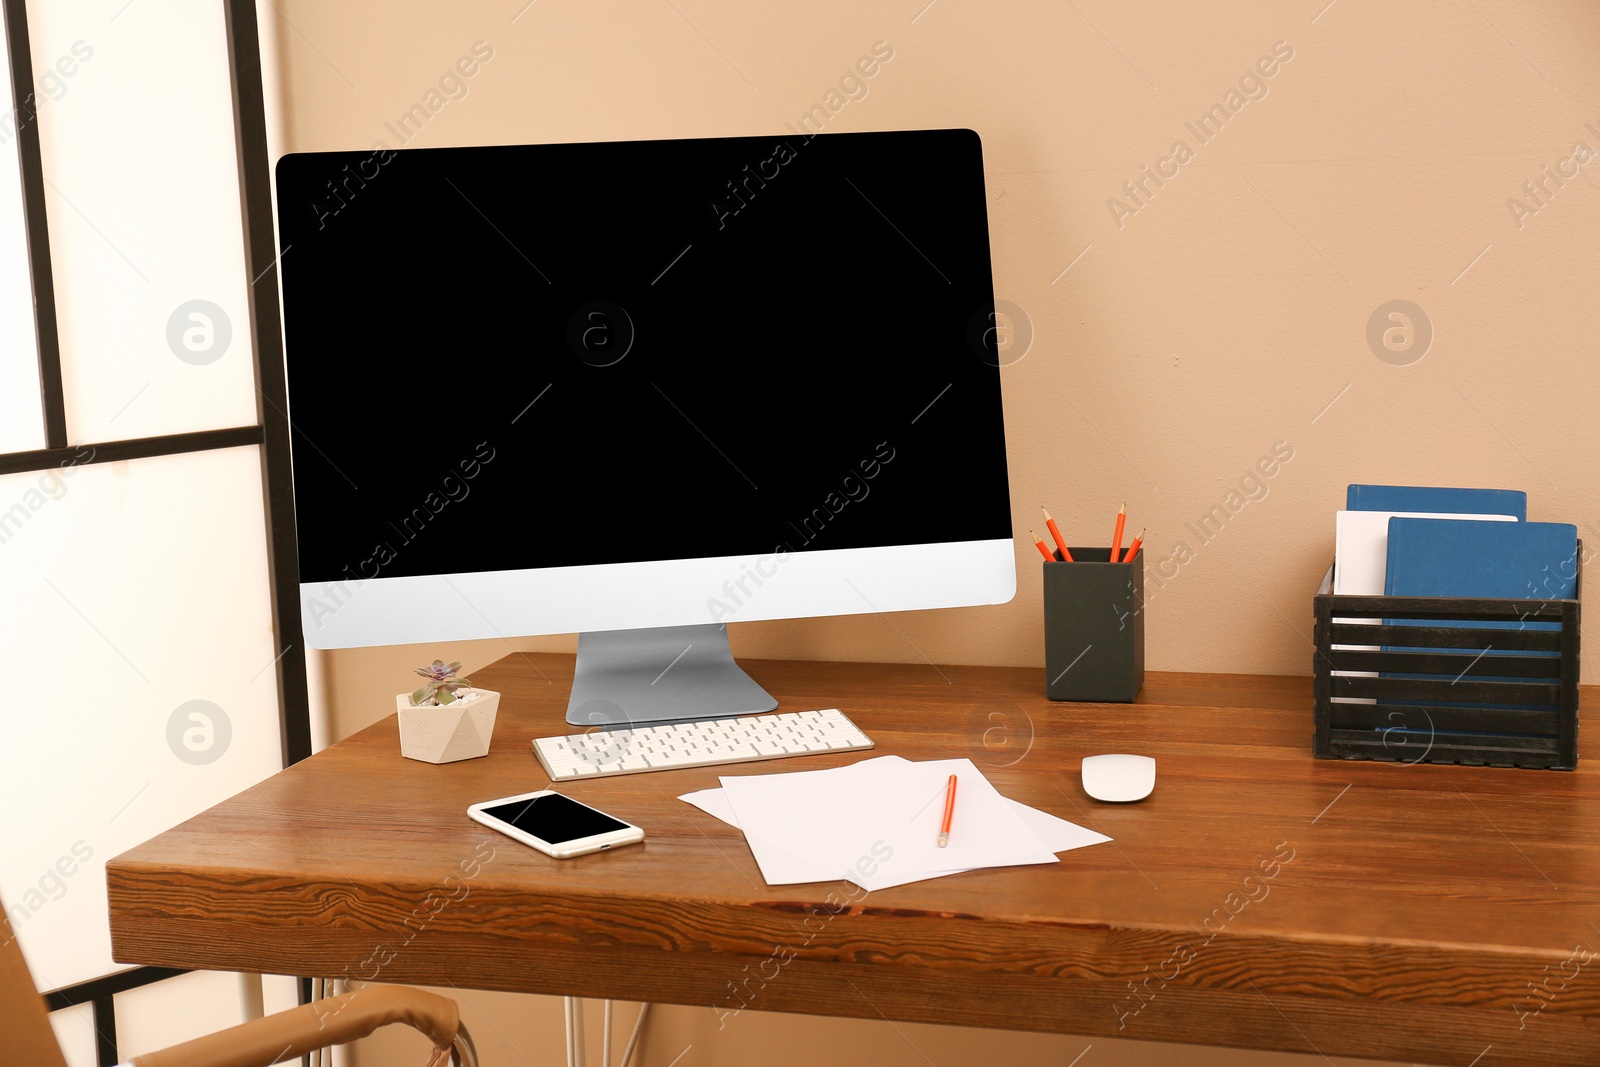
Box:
1044 547 1145 702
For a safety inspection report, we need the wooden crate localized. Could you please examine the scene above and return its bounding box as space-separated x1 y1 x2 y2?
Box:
1311 552 1580 770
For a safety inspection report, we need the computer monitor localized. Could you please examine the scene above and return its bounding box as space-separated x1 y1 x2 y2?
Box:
273 128 1014 726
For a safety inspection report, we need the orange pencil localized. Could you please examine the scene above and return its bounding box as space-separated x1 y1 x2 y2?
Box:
1040 506 1074 562
938 773 958 848
1123 528 1145 564
1110 504 1127 562
1031 530 1055 562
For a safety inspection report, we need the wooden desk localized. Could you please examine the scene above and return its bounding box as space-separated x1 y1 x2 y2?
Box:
108 655 1600 1066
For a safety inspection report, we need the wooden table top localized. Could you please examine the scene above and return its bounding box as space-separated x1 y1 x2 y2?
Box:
108 655 1600 1066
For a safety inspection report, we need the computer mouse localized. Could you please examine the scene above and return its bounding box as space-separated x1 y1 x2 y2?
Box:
1081 754 1155 802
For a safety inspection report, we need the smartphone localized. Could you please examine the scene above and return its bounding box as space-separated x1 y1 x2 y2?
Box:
467 789 645 859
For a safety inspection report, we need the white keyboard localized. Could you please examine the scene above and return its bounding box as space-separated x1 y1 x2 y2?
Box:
532 708 874 781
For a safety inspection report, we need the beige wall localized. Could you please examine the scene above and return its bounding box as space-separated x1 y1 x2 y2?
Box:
286 1 1600 1064
284 0 1600 682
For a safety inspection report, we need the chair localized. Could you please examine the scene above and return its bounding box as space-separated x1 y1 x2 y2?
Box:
1 905 476 1067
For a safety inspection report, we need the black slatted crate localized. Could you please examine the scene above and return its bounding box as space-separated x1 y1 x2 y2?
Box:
1312 551 1580 770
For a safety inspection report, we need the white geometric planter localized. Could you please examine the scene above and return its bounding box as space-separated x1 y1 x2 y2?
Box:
396 688 500 764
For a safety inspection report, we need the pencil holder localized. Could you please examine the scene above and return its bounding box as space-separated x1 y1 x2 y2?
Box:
1044 547 1145 702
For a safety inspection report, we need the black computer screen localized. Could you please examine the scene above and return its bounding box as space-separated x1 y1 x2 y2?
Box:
275 128 1011 584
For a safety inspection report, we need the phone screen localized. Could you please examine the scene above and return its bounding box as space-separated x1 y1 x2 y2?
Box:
479 792 630 844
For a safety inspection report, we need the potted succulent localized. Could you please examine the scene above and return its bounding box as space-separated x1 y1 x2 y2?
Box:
396 660 500 764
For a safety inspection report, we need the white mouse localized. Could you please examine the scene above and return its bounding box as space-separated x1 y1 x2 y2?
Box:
1081 754 1155 802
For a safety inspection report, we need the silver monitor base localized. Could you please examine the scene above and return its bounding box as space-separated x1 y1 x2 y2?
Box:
565 623 778 727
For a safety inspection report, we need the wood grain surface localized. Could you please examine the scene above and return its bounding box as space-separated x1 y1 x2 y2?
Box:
107 655 1600 1065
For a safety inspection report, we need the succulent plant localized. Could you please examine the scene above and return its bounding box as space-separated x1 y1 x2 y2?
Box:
411 660 473 706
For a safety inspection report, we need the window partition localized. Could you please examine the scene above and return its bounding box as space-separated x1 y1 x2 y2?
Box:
0 2 310 1064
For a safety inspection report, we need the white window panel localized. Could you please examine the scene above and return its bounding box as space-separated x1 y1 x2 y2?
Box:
0 8 46 453
45 974 316 1067
261 973 301 1016
0 446 283 990
48 1004 97 1067
115 971 250 1062
26 0 258 443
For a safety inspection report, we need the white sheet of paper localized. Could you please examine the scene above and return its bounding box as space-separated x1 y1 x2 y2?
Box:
701 756 1085 889
679 771 1109 888
684 761 967 886
1010 799 1113 853
679 785 844 885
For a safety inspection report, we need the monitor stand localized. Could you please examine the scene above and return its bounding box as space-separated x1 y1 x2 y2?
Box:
565 623 778 727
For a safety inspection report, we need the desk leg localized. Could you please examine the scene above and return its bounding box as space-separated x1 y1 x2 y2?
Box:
619 1002 651 1067
564 996 586 1067
569 996 650 1067
311 977 323 1067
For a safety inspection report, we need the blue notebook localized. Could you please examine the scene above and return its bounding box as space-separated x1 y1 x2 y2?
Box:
1382 517 1576 717
1384 517 1576 602
1346 484 1526 520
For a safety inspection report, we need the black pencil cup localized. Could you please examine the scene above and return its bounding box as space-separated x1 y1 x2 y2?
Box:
1044 548 1145 702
